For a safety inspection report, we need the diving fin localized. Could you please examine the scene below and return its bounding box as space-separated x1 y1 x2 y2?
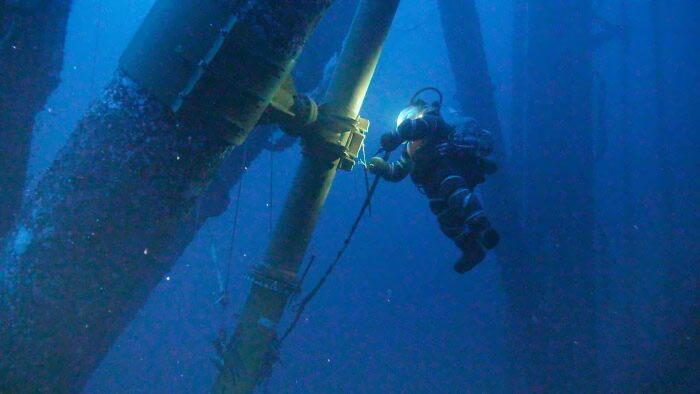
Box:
453 242 486 274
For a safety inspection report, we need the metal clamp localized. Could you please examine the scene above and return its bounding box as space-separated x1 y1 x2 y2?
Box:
262 77 370 171
338 116 369 171
246 264 301 297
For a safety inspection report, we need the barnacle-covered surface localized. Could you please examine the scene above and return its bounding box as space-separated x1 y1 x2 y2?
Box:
1 72 233 392
0 0 333 391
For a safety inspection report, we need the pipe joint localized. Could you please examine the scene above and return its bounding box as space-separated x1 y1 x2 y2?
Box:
246 264 301 297
297 107 369 170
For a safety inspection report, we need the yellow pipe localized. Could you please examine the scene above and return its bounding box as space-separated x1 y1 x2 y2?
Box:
211 1 401 392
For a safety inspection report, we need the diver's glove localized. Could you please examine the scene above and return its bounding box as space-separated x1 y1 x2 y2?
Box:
380 132 403 152
368 156 391 177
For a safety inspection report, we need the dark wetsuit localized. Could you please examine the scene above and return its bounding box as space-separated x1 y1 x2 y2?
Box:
377 113 498 272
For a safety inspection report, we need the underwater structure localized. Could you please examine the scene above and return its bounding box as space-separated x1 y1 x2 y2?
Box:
0 1 456 391
213 1 400 391
164 0 359 298
2 0 698 392
0 0 333 391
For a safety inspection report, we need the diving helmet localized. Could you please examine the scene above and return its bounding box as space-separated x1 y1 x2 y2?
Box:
396 87 444 127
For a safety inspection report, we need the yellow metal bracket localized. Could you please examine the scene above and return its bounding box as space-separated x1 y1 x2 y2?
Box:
262 76 370 171
246 264 300 296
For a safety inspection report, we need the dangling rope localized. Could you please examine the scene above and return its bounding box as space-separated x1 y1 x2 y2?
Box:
212 145 249 360
269 147 274 235
287 254 316 306
298 254 316 287
218 144 249 311
360 143 372 216
279 149 391 343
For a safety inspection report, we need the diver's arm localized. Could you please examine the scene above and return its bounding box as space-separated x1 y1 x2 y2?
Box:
386 150 414 182
380 132 405 152
368 150 414 182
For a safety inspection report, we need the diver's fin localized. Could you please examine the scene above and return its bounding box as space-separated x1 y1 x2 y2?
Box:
453 243 485 274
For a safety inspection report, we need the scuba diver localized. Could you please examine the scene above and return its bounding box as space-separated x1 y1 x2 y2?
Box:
368 88 500 273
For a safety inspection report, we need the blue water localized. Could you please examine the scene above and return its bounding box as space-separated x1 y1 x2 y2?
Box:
14 0 700 392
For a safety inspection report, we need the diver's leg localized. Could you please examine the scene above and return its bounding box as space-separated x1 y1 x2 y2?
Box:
439 174 500 248
433 174 500 273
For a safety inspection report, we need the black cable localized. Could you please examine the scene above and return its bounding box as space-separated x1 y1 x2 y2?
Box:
363 166 372 216
287 254 317 306
221 144 248 310
279 149 391 343
269 148 274 235
298 254 316 286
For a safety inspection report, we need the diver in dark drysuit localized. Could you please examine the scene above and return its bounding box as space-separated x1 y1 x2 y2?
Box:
369 91 499 273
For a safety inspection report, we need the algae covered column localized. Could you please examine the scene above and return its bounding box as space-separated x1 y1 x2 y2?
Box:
212 1 401 392
0 0 333 392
